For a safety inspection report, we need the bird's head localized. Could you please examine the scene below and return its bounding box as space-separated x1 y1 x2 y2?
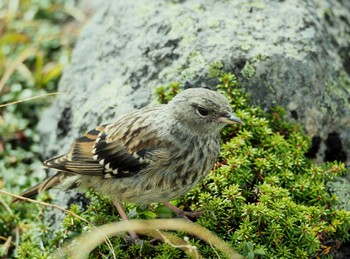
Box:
167 88 244 135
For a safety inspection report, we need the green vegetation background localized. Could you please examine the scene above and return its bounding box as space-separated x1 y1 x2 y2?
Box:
0 1 349 258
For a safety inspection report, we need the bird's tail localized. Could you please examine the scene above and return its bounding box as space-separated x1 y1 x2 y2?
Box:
12 172 64 203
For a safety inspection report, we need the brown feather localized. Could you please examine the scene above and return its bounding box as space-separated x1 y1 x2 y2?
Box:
43 126 106 175
42 113 159 178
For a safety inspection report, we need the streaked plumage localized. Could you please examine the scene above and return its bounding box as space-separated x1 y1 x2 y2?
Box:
17 88 243 204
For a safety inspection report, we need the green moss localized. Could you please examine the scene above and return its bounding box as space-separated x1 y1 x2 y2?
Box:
241 55 269 79
0 0 76 257
324 71 350 116
240 43 252 52
155 82 180 104
208 61 224 78
241 62 256 78
180 50 207 81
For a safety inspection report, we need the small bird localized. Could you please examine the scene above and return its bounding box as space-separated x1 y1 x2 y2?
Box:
15 88 243 238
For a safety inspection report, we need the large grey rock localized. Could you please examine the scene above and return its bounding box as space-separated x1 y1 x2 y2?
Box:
39 0 350 166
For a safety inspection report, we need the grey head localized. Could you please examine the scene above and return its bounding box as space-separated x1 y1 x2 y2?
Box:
167 88 244 135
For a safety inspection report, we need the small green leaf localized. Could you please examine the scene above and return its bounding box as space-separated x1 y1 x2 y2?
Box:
155 205 177 218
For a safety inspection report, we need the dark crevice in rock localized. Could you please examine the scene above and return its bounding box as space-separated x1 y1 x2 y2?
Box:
57 107 72 139
339 45 350 75
324 132 347 162
332 239 350 259
67 192 91 211
305 135 321 159
290 110 298 120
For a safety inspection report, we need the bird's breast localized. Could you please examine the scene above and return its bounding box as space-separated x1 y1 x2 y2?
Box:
152 134 220 191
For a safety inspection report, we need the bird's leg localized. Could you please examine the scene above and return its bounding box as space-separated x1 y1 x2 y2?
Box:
113 200 140 242
162 201 203 219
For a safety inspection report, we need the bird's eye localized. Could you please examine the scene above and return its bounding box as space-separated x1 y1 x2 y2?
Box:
196 106 209 116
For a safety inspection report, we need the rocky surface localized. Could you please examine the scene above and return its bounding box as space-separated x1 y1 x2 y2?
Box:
39 0 350 166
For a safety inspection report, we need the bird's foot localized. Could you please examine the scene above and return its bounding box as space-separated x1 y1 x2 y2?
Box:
113 200 142 243
162 201 203 219
125 234 143 245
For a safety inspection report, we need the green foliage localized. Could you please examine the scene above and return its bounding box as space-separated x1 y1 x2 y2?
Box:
242 242 266 259
208 61 224 78
241 62 255 78
0 0 78 257
241 55 268 79
155 81 181 104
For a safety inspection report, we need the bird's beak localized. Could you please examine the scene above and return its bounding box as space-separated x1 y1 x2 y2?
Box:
218 113 244 125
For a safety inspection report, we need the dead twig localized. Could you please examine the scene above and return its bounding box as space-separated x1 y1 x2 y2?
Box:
57 219 242 259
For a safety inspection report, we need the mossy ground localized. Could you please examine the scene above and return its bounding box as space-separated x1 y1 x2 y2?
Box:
1 1 350 259
0 0 78 257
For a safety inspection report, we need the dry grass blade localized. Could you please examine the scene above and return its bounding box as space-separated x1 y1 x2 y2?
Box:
0 92 61 108
0 236 12 256
0 47 37 94
0 197 13 214
57 219 242 259
155 230 201 259
63 5 86 23
0 189 91 225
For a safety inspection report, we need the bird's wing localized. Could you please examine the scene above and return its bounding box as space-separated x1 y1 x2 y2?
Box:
44 108 164 178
